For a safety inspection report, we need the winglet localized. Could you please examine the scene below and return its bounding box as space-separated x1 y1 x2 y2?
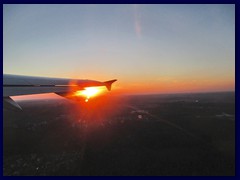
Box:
104 79 117 91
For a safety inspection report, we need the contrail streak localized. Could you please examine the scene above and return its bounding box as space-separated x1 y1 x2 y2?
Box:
133 4 142 38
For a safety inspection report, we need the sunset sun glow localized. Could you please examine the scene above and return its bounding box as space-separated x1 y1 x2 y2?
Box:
74 87 106 102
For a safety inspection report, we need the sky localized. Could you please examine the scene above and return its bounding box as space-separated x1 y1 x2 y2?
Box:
3 4 235 95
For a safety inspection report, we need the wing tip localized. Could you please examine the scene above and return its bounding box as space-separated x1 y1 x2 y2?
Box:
104 79 117 91
3 97 22 110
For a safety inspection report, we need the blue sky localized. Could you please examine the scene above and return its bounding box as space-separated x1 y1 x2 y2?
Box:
3 4 235 94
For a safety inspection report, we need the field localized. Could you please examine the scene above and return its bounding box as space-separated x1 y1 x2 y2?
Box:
3 92 235 176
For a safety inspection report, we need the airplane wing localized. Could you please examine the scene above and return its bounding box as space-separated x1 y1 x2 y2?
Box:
3 74 117 110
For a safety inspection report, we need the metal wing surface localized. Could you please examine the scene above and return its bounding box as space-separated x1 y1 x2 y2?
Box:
3 74 117 110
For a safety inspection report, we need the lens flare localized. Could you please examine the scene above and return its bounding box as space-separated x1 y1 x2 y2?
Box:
74 86 106 102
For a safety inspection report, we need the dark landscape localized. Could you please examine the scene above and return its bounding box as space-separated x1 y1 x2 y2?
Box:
3 92 235 176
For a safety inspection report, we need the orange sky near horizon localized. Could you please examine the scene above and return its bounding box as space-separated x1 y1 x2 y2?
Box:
114 77 235 94
11 75 234 102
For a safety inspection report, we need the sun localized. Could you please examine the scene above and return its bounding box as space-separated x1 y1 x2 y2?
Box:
74 86 106 102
